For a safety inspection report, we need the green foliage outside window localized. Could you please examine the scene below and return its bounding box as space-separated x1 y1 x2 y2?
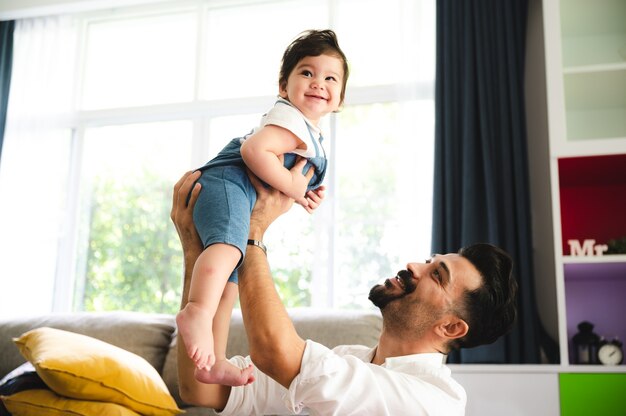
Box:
338 166 395 309
77 169 313 313
77 171 182 313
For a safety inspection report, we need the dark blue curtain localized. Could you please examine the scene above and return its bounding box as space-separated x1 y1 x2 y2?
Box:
0 20 15 163
433 0 547 363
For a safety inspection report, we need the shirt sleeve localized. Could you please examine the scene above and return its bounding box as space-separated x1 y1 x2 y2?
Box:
283 340 465 416
261 100 317 158
215 355 293 416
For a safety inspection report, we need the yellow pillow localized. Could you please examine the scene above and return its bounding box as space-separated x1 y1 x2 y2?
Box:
14 327 182 416
1 389 141 416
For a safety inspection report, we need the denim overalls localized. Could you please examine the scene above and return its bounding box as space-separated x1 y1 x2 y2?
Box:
191 111 327 284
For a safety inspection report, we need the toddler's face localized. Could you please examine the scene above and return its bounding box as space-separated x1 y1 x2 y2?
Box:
279 54 344 125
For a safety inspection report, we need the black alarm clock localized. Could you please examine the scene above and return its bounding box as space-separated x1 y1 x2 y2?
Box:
598 338 624 365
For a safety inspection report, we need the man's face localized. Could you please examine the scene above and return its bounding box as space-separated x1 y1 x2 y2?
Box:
369 253 482 336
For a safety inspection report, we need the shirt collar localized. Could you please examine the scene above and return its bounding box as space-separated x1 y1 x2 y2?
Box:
276 97 322 136
383 352 447 368
365 346 448 369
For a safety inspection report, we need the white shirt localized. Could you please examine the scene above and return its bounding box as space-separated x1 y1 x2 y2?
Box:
247 98 323 159
217 340 466 416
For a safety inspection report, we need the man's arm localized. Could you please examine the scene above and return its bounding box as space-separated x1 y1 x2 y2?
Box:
237 164 313 388
173 160 320 397
171 171 231 409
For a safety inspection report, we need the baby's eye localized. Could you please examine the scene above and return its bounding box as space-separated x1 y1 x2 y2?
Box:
326 76 337 82
301 70 313 77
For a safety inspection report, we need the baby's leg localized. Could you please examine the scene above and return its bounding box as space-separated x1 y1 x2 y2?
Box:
176 243 240 370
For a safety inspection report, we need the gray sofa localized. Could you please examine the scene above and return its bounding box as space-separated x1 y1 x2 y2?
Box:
0 309 382 415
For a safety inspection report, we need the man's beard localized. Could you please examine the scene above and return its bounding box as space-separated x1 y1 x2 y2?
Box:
369 269 440 338
368 269 416 309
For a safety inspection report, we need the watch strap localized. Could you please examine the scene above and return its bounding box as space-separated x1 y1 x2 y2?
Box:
247 239 267 255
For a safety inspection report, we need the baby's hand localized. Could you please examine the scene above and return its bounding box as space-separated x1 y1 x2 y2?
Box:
299 185 326 214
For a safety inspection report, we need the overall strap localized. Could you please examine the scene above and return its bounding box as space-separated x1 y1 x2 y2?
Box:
306 124 326 159
275 98 326 159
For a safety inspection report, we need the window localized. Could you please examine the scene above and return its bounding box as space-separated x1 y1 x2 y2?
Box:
0 0 435 317
73 122 192 312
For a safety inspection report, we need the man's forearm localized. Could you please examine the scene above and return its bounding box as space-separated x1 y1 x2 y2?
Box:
238 226 306 389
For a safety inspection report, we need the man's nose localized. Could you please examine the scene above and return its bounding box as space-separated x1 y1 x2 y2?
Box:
406 263 424 279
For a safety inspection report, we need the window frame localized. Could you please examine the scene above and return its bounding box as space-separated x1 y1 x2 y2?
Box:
21 0 435 313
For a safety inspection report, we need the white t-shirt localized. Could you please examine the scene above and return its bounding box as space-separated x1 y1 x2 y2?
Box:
247 98 324 159
216 340 467 416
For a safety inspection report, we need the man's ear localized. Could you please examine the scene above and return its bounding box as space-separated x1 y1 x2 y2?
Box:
436 317 469 340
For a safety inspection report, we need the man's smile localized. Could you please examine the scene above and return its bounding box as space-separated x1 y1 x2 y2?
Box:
385 270 413 292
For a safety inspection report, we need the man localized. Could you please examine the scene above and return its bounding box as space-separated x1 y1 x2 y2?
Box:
171 168 518 415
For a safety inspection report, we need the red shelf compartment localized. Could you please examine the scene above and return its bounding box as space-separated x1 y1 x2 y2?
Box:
558 154 626 255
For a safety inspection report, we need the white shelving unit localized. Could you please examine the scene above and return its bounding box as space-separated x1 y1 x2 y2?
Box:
560 9 626 142
543 0 626 367
545 0 626 153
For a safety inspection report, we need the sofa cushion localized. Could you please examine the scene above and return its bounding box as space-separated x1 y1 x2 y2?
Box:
0 363 46 396
0 311 176 380
0 363 47 416
14 327 182 416
2 389 141 416
284 308 382 348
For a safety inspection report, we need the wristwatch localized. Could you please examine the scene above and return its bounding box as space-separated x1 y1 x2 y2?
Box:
247 239 267 255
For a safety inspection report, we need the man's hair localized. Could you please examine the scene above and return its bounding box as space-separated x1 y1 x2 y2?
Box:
451 243 518 350
279 29 349 104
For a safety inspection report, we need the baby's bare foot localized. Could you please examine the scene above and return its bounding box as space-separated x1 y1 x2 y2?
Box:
176 303 216 370
195 360 255 386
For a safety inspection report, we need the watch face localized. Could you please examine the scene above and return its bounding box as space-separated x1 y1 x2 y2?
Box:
598 343 624 365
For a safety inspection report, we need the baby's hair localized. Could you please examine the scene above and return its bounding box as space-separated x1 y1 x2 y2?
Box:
279 29 349 104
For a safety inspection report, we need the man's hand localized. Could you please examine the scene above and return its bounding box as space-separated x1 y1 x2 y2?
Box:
247 170 295 239
249 156 321 221
170 170 203 261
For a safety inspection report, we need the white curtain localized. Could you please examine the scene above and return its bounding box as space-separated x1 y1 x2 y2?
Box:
0 16 77 318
